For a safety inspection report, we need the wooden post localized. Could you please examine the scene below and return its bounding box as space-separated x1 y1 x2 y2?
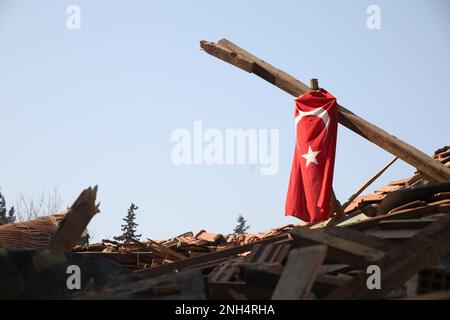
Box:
308 77 344 218
310 78 319 90
199 39 450 182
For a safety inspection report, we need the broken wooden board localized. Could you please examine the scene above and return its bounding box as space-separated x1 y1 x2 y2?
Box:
49 186 99 252
272 245 327 300
146 238 187 261
290 226 388 268
200 39 450 182
365 229 420 240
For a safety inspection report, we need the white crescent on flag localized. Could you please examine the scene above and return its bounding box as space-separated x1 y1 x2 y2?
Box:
295 107 330 149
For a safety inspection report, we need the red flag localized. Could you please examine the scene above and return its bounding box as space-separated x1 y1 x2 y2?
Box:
285 89 338 222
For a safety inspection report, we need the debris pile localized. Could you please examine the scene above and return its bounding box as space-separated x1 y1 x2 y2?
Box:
63 147 449 299
71 225 301 270
1 148 448 299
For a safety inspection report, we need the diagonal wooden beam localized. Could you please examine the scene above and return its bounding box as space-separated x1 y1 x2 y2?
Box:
200 39 450 182
342 157 398 210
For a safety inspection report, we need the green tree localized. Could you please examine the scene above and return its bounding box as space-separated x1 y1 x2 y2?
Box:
0 189 16 225
233 214 250 234
114 203 141 242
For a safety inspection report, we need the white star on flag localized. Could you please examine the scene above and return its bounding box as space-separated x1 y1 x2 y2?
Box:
302 146 321 167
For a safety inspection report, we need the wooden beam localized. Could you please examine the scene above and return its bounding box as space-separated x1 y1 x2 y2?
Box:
200 39 450 182
310 78 319 90
272 245 327 300
49 186 99 252
146 238 187 261
342 157 398 210
324 214 450 299
322 226 394 252
378 219 433 230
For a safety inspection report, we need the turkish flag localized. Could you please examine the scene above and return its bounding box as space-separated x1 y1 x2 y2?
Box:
285 89 338 222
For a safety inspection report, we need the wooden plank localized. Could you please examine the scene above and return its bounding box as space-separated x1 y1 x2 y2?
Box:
365 229 420 240
319 264 353 275
323 226 394 251
378 219 433 230
290 226 387 267
146 238 187 261
135 234 290 278
49 186 99 252
316 273 353 287
387 200 427 214
331 212 369 227
324 214 450 299
272 245 327 300
200 39 450 182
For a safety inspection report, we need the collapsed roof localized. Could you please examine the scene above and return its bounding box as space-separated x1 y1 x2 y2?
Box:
0 147 449 299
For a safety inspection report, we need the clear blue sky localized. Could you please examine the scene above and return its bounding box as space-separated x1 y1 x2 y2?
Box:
1 0 449 242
